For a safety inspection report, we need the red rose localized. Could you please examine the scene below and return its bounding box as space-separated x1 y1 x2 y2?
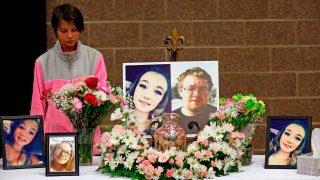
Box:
84 76 99 89
84 93 98 105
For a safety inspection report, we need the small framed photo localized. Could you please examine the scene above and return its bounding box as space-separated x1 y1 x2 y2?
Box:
46 133 79 176
264 116 312 169
0 115 45 170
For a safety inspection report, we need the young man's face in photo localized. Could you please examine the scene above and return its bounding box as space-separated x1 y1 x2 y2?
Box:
179 75 210 113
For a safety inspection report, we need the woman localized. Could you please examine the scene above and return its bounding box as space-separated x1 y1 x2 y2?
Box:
5 119 42 166
127 66 170 134
268 120 307 165
30 3 107 155
50 141 74 172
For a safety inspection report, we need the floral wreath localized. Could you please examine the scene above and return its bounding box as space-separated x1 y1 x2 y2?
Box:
96 93 265 179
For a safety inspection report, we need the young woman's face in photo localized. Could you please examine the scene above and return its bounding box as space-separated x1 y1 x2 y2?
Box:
279 123 305 153
133 71 168 113
53 142 72 165
57 20 81 52
179 75 210 112
14 120 38 146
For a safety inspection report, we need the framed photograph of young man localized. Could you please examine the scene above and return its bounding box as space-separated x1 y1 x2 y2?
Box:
123 61 219 136
46 133 79 176
264 116 312 169
0 115 45 170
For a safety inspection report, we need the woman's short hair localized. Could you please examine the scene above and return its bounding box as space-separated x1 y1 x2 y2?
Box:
51 3 84 35
127 66 170 119
269 120 307 159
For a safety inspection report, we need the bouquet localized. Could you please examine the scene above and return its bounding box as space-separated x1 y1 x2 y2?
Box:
210 93 265 135
97 121 247 179
209 93 266 165
42 76 131 164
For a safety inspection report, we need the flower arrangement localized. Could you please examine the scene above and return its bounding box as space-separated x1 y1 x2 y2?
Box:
97 120 247 179
41 76 132 164
209 93 266 165
210 93 266 135
41 76 129 128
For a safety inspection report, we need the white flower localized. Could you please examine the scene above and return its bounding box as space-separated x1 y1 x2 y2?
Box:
187 157 200 170
136 164 145 175
187 141 200 153
94 90 107 101
172 168 185 179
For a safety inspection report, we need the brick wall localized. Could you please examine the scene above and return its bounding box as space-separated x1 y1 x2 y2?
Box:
47 0 320 154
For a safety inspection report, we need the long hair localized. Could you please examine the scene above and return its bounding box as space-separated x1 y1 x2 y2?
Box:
5 119 42 156
269 120 307 164
50 141 75 171
127 66 170 119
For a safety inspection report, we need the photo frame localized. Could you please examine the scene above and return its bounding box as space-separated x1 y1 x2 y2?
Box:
264 116 312 169
46 133 79 176
0 115 45 170
123 61 219 136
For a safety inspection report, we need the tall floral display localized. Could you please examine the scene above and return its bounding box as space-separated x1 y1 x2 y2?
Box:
42 76 129 165
209 93 266 165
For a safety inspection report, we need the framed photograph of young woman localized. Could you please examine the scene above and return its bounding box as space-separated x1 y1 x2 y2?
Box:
264 116 312 169
0 115 45 170
46 133 79 176
123 61 219 137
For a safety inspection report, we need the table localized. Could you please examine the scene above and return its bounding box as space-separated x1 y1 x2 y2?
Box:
0 155 318 179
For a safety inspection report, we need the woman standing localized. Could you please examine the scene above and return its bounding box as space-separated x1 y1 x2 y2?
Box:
30 3 107 155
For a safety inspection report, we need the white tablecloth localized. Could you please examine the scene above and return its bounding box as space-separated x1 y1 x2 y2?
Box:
0 155 318 179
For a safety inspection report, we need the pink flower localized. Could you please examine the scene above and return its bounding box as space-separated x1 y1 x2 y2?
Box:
211 160 216 167
120 101 126 107
142 160 151 167
136 157 143 163
112 125 126 134
237 150 243 157
154 166 163 176
222 123 235 132
217 113 226 120
72 97 82 112
158 154 169 163
169 159 174 165
176 160 183 166
147 155 158 163
195 151 202 159
101 132 110 142
99 84 110 93
201 140 209 146
144 165 155 177
166 170 173 178
205 150 212 158
175 155 184 162
185 170 193 179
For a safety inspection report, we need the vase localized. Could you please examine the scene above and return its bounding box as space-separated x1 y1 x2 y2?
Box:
240 143 253 166
154 113 186 151
76 127 95 166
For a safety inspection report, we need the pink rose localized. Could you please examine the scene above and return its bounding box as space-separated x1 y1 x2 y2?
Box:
176 160 183 166
195 151 202 159
169 159 174 165
155 166 163 175
158 154 169 163
166 170 173 178
101 132 110 142
72 97 82 111
145 165 154 176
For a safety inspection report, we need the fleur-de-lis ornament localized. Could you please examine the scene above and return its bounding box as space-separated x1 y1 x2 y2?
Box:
164 28 186 61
